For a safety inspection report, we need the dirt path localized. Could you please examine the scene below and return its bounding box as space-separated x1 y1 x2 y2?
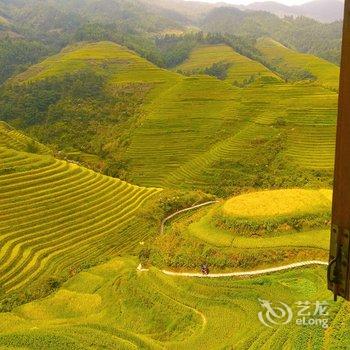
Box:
160 200 219 234
154 201 329 278
161 260 328 278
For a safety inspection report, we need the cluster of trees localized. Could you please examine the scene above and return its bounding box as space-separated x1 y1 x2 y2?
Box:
0 0 341 84
203 62 232 80
0 69 150 177
0 0 187 83
0 38 49 84
165 32 316 83
0 70 106 126
154 32 262 69
179 61 232 80
202 7 342 64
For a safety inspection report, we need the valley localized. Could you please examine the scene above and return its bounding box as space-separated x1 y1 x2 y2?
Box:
0 0 346 347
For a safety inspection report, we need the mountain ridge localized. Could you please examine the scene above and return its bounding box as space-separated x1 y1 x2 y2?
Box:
247 0 344 23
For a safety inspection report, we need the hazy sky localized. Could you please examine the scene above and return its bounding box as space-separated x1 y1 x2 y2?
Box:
187 0 330 5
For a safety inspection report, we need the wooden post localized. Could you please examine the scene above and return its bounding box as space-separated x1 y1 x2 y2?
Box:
328 0 350 301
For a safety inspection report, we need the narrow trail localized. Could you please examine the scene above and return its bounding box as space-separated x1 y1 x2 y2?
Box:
161 260 328 278
152 201 329 278
160 200 219 234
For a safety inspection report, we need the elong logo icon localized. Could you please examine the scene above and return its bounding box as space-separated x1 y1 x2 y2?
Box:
257 299 330 329
258 298 293 328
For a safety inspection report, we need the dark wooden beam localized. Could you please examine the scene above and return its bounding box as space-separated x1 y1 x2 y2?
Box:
328 0 350 300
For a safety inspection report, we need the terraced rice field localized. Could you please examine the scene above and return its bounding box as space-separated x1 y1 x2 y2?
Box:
164 123 278 190
212 188 332 239
124 41 338 190
148 82 336 190
159 189 332 272
239 83 337 171
286 125 336 169
125 75 242 187
7 41 338 191
0 145 161 294
190 215 330 250
222 189 332 218
12 41 181 102
256 38 340 91
175 44 281 84
0 37 343 349
0 121 51 155
0 257 346 349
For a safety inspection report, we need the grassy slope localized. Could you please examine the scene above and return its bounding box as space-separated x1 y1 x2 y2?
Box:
0 129 161 297
12 41 181 100
158 82 336 194
175 44 281 84
151 189 331 271
256 38 340 91
0 121 51 155
187 189 331 250
125 74 243 187
124 40 337 192
222 189 332 217
0 257 347 349
5 39 338 194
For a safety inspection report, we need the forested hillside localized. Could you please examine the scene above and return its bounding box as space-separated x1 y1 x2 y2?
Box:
0 1 345 348
0 41 180 177
0 38 339 196
0 0 344 86
202 7 342 64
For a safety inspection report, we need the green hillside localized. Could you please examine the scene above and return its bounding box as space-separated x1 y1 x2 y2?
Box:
175 43 282 84
144 189 330 271
125 72 337 194
0 257 346 349
256 38 340 91
124 39 337 192
201 6 342 64
12 41 180 91
1 39 337 196
0 131 162 308
0 121 51 155
125 74 242 187
0 2 345 347
0 41 181 177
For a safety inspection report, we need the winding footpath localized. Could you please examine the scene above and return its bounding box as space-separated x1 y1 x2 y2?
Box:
160 200 219 234
147 201 329 279
161 260 328 278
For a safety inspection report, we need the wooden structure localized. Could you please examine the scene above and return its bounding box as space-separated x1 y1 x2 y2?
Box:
328 0 350 301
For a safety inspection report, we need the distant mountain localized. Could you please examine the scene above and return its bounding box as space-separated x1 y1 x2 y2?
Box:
202 6 342 63
297 0 344 23
0 0 343 85
246 1 299 17
247 0 344 23
143 0 344 23
141 0 219 20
